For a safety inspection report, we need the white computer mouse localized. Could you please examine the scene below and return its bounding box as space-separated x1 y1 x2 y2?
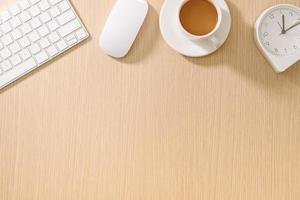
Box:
99 0 148 58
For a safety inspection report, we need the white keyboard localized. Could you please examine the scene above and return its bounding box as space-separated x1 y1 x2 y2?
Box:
0 0 89 89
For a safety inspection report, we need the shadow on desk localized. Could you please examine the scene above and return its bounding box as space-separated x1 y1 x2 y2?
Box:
184 1 300 94
116 4 160 64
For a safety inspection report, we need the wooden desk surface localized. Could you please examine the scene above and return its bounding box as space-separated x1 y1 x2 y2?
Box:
1 0 300 199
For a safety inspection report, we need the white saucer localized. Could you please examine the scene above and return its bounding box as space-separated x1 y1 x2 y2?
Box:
159 0 231 57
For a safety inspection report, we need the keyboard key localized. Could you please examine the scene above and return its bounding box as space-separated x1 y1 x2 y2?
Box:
46 45 58 56
1 23 12 34
67 38 77 46
11 29 22 40
0 11 11 22
18 36 31 48
9 5 21 16
20 49 31 60
65 34 74 41
18 0 30 10
10 17 22 28
56 40 67 51
29 43 40 54
9 42 21 54
35 51 48 63
65 34 77 45
37 25 49 37
30 18 42 29
49 7 60 18
75 29 87 40
19 11 31 23
0 48 11 59
29 5 41 17
39 38 50 48
57 10 75 25
48 32 59 43
38 0 50 11
1 60 13 71
20 23 32 34
58 1 70 12
47 20 59 31
2 35 13 46
19 58 37 69
28 31 40 42
39 12 51 23
10 55 22 66
58 19 80 37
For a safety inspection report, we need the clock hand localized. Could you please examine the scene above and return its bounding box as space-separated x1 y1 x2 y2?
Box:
278 22 283 31
285 21 300 33
282 14 286 33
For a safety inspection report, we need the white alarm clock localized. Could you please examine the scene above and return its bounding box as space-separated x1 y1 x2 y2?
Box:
254 4 300 72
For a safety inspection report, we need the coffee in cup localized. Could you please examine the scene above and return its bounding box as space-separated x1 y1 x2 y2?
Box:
177 0 223 44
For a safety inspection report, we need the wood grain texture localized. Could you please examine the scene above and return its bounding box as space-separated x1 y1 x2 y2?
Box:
1 0 300 199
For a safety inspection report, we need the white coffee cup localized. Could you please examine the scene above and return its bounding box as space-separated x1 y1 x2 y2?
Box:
177 0 223 47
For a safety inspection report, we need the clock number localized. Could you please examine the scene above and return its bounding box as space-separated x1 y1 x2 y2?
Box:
265 42 270 46
289 12 294 16
274 48 278 52
294 45 298 49
284 48 287 53
269 14 275 19
263 32 269 37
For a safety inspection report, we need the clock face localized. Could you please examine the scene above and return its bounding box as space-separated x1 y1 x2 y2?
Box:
258 6 300 56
